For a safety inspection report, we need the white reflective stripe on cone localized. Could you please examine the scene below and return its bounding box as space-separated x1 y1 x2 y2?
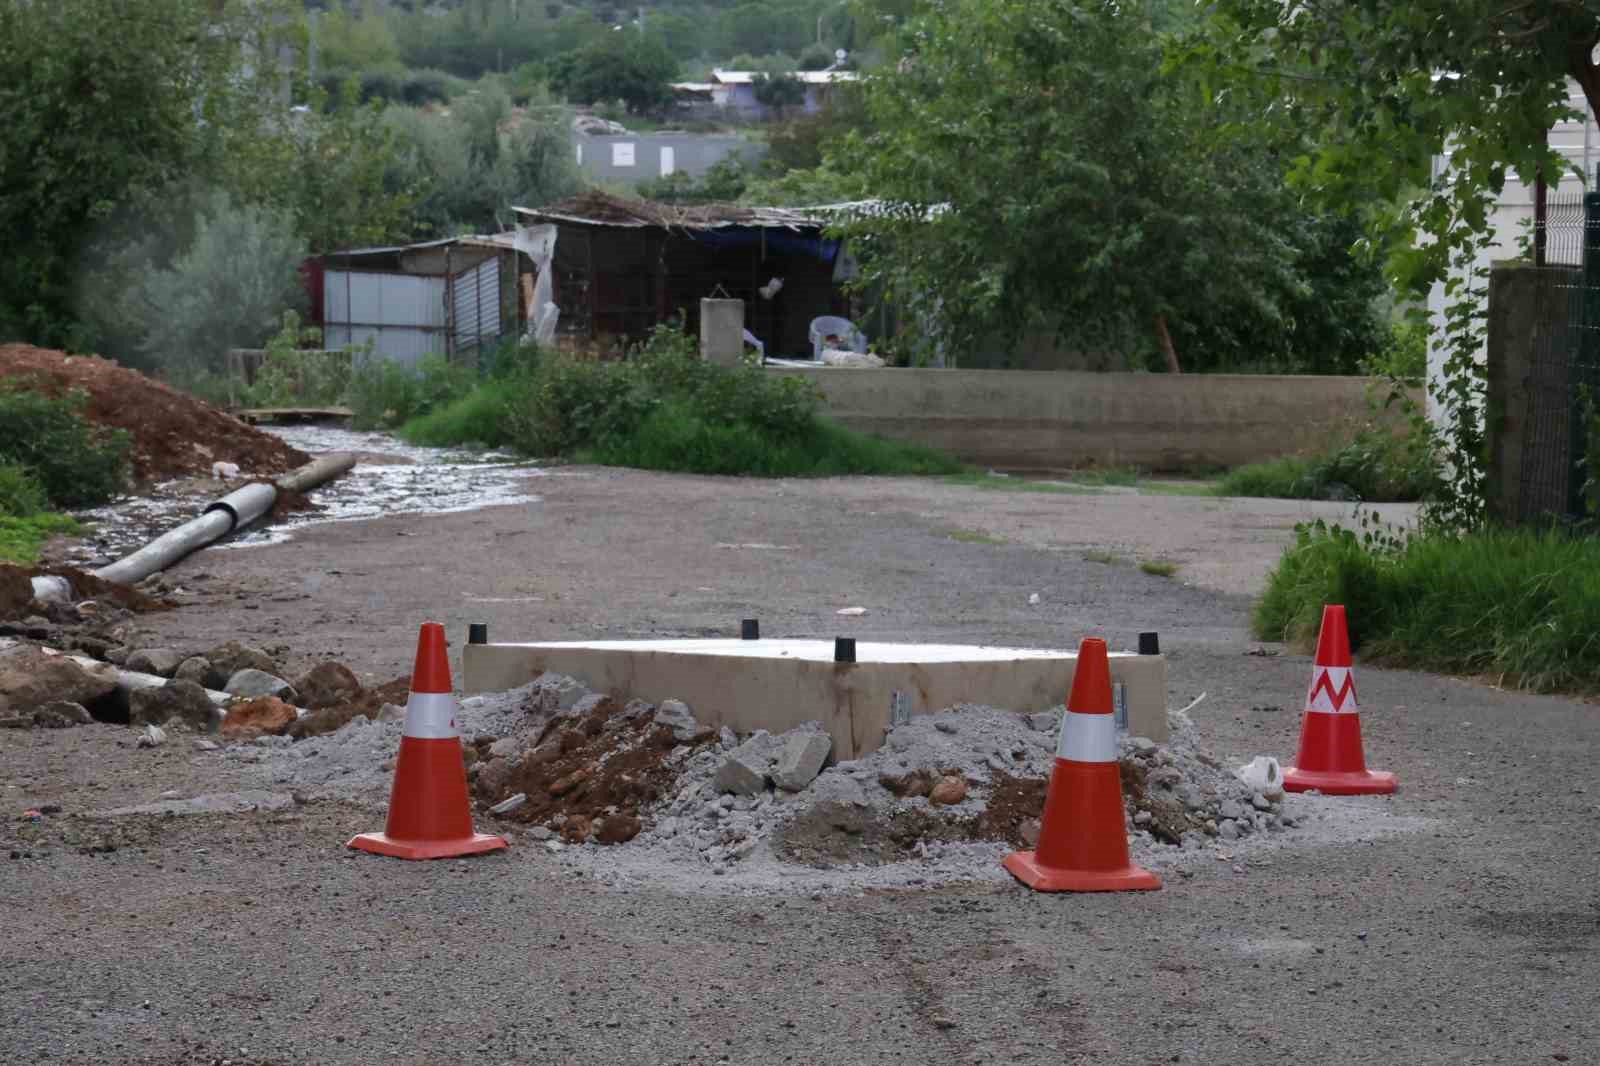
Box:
1305 665 1358 714
403 691 459 739
1057 710 1117 762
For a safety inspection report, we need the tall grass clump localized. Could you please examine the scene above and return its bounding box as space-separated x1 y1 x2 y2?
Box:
0 382 129 507
1220 429 1437 502
1256 520 1600 692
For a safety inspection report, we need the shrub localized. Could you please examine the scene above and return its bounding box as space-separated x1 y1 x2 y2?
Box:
0 464 46 518
1256 520 1600 692
0 383 129 508
347 353 476 429
239 312 354 408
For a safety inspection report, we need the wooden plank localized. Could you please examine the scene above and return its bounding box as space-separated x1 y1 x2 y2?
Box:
234 407 354 424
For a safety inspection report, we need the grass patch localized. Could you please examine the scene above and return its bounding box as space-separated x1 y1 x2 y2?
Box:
948 528 1006 545
580 405 960 477
1256 520 1600 692
397 379 519 449
1083 549 1123 565
1066 466 1141 487
1139 559 1180 577
1140 479 1221 497
0 513 81 564
1220 431 1436 502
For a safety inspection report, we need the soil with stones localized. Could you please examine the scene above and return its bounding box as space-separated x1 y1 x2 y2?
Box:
0 344 309 483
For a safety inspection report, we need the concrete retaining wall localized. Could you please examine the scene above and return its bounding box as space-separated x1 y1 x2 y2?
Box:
768 367 1418 472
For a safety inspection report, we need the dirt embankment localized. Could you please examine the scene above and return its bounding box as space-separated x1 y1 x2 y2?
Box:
0 344 310 484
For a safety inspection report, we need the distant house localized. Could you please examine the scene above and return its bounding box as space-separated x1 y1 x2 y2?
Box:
670 69 859 121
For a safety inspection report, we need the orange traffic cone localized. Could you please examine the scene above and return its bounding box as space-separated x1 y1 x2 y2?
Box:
1003 637 1160 893
348 622 509 860
1283 605 1397 796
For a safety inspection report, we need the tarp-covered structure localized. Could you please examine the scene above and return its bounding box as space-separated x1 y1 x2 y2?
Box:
513 193 856 357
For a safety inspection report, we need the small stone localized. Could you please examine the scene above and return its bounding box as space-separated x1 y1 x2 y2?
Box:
125 648 185 678
548 767 590 797
137 724 167 748
223 668 297 703
1018 818 1042 847
489 736 521 759
594 813 641 844
290 661 362 709
1129 736 1157 755
1250 792 1273 811
1217 819 1240 840
1133 809 1153 826
33 701 92 728
933 720 958 735
203 642 278 689
191 738 219 752
129 680 216 732
174 657 211 686
1218 799 1246 821
376 702 406 723
527 826 554 841
928 775 969 806
543 839 565 853
719 726 738 750
490 793 527 815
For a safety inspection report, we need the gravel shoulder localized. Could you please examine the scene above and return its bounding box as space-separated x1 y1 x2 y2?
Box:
4 467 1594 1066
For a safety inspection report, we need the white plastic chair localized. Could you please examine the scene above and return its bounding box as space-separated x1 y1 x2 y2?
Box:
809 316 867 360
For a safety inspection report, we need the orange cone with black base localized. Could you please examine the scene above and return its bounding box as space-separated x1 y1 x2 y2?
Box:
348 622 508 860
1003 637 1159 893
1283 605 1397 796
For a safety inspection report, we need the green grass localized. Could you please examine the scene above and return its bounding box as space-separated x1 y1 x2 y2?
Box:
1065 466 1141 487
1219 432 1436 502
579 405 964 478
1139 559 1180 577
1083 549 1123 565
397 379 518 449
1256 521 1600 692
948 528 1006 545
0 513 81 564
1139 479 1221 497
942 472 1102 495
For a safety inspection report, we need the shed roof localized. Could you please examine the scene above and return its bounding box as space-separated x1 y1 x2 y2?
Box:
513 192 831 232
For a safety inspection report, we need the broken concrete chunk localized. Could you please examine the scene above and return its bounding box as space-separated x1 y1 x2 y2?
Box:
489 793 527 815
534 672 589 712
772 728 831 791
654 698 703 742
125 648 185 678
224 668 297 703
1026 710 1059 734
714 729 785 795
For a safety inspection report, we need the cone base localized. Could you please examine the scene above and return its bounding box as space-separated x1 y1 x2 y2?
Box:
347 831 508 861
1283 767 1396 795
1003 849 1161 893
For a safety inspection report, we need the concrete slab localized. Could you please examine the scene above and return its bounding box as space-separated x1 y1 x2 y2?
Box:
463 638 1167 758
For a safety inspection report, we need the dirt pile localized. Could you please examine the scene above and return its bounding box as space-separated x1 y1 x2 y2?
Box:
0 344 310 483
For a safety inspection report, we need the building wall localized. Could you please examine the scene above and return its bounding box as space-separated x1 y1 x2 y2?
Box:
575 133 767 184
767 367 1420 472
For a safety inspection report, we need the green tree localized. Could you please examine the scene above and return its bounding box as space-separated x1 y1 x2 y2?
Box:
838 0 1303 369
551 31 678 113
752 71 807 113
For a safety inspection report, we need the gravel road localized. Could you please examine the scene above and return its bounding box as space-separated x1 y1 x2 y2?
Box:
4 467 1595 1065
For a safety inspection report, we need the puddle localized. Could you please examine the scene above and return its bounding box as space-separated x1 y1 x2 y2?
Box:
58 423 543 566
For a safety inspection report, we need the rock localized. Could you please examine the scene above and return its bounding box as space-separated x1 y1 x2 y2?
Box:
489 793 527 815
1128 736 1158 755
533 672 589 713
1133 809 1153 826
224 668 296 703
1217 819 1241 841
928 775 969 806
561 814 593 843
1250 791 1273 812
879 768 937 798
220 697 297 739
137 724 167 748
594 813 641 844
933 720 958 735
1026 711 1059 734
129 679 216 731
772 727 831 791
33 701 92 728
808 773 868 809
124 648 185 678
715 731 782 795
570 693 619 722
174 657 211 686
376 702 406 723
1019 817 1042 847
1218 799 1246 822
548 767 590 797
488 736 522 759
203 642 279 688
654 698 704 742
0 644 117 715
291 662 362 710
105 645 132 666
719 726 737 750
192 738 219 752
473 757 516 801
527 826 554 841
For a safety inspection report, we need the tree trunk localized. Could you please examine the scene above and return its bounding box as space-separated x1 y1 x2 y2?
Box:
1568 31 1600 124
1154 314 1181 374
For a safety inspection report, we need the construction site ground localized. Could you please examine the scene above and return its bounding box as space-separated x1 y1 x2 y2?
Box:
4 465 1597 1065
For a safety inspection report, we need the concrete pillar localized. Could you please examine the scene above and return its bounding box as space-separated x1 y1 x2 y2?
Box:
700 298 744 367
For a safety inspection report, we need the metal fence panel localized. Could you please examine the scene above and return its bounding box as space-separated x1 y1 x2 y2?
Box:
324 269 447 369
451 256 501 359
